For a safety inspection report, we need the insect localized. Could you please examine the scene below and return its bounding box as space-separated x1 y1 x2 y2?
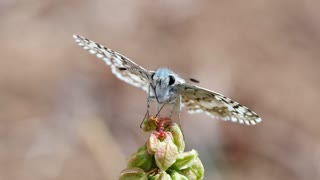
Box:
73 35 262 126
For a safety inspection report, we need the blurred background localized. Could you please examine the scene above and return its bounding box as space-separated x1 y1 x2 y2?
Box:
1 0 320 179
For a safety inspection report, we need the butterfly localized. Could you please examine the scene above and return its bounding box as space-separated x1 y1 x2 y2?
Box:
73 35 262 125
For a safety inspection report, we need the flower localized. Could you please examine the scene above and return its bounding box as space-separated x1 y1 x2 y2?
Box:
119 117 204 180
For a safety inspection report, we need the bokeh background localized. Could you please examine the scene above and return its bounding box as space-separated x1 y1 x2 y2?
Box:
1 0 320 179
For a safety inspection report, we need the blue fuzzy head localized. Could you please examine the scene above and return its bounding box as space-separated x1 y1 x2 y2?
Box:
151 68 178 103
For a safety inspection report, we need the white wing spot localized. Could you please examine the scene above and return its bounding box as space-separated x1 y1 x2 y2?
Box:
96 53 104 59
255 117 262 123
89 49 97 54
231 117 237 122
102 58 112 65
236 106 247 114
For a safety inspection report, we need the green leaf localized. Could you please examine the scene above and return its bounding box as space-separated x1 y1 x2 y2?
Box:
127 145 155 171
169 123 185 153
170 170 189 180
150 171 172 180
119 167 147 180
172 149 198 170
179 157 204 180
147 133 161 154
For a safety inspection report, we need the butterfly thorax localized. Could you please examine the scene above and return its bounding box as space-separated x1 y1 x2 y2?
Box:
151 68 185 104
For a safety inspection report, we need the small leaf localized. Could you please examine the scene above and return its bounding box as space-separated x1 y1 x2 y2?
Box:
172 149 198 170
179 157 204 180
127 145 155 171
150 171 172 180
147 133 161 154
190 157 204 179
170 170 189 180
169 123 185 153
119 167 147 180
179 168 197 180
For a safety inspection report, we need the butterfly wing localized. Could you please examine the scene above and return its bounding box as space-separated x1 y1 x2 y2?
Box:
173 84 262 125
73 35 152 92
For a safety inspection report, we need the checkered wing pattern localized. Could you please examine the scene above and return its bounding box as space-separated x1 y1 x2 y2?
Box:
73 35 152 92
173 84 262 125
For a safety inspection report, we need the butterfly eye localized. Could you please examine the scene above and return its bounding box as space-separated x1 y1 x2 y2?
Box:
168 75 175 86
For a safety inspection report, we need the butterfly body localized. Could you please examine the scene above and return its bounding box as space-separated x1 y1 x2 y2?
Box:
73 35 262 125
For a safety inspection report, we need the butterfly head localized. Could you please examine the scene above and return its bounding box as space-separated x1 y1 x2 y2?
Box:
151 68 182 103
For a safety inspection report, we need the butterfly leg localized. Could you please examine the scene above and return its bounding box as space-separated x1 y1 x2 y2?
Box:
177 95 182 125
140 85 153 128
169 96 182 125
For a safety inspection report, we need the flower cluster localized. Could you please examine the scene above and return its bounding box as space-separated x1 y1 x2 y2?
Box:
119 117 204 180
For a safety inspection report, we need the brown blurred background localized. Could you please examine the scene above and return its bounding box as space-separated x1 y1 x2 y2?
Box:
1 0 320 179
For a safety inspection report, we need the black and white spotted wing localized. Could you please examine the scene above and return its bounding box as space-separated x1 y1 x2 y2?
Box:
173 84 262 125
73 35 152 92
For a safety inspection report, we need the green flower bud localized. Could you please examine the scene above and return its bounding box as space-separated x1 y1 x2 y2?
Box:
179 157 204 180
121 118 205 179
119 167 147 180
170 170 189 180
179 168 197 180
169 123 185 153
150 171 172 180
127 145 155 171
147 133 161 154
154 132 179 171
189 157 204 179
171 149 198 170
142 117 157 132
